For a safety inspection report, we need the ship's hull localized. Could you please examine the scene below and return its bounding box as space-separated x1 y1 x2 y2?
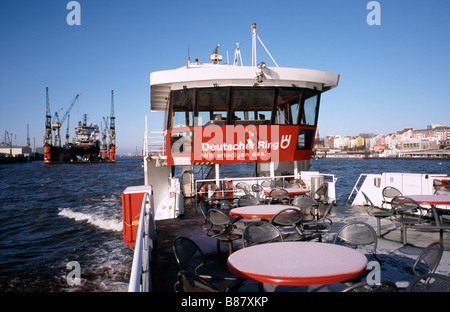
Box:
44 143 115 163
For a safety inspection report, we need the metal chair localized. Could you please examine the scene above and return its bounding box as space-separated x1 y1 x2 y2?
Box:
276 179 288 188
173 236 208 277
261 180 274 188
292 194 317 219
267 188 290 204
198 201 212 230
362 191 392 237
301 201 335 242
381 186 402 208
342 280 398 292
313 182 328 203
237 194 260 207
251 183 264 202
206 209 242 255
242 221 283 248
174 270 245 292
412 241 444 276
333 222 379 262
236 182 251 196
391 195 426 245
270 207 304 241
407 273 450 292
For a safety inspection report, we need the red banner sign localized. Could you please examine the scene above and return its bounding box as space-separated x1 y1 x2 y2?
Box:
167 125 315 165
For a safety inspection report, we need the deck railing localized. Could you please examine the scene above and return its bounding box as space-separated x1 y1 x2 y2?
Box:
128 190 156 292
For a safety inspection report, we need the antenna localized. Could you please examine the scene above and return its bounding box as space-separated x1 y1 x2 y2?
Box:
187 45 190 65
234 43 243 66
251 23 279 67
210 44 223 64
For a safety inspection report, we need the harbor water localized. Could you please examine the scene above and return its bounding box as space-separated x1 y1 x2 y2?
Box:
0 157 448 292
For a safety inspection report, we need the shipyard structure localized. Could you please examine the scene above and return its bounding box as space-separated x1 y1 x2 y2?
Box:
43 87 116 163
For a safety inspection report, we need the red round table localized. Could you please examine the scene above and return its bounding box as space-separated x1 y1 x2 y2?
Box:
229 205 298 219
406 195 450 227
227 242 368 286
263 187 310 196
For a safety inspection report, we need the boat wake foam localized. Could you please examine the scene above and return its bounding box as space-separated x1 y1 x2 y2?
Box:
58 208 123 232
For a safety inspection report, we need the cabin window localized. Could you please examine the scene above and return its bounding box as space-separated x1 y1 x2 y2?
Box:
168 87 321 129
231 88 273 125
171 89 194 128
274 89 302 125
196 88 229 126
299 94 318 126
296 129 314 150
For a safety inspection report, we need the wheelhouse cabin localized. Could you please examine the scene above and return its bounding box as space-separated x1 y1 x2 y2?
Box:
150 63 339 175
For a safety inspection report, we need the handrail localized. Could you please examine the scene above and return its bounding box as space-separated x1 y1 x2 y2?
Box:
128 190 156 292
346 174 368 204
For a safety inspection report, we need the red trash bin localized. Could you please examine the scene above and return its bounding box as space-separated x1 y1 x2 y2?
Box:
122 185 152 247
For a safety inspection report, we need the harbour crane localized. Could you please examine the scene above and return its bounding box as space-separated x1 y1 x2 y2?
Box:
109 90 116 146
44 87 52 146
65 115 71 145
52 93 81 147
101 116 109 150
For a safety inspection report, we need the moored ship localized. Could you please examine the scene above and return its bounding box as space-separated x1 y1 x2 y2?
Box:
43 88 116 163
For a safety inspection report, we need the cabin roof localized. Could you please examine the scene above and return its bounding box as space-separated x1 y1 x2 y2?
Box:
150 64 339 111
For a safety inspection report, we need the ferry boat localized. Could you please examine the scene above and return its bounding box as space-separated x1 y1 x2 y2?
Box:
138 23 339 220
122 24 339 290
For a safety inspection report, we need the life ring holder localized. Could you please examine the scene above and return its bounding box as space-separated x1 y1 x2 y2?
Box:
198 183 220 203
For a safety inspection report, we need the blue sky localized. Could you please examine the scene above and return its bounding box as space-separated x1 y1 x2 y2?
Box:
1 0 449 154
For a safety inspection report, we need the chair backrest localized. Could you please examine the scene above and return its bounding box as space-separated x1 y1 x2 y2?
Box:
236 182 251 195
407 273 450 292
314 182 327 195
292 194 316 209
391 196 421 216
238 194 260 207
361 191 374 208
342 280 398 292
242 221 283 247
261 180 274 188
208 209 231 226
199 201 211 219
251 183 263 193
333 222 378 254
271 208 303 226
413 241 444 276
276 179 288 187
382 186 402 201
361 192 376 216
434 187 450 195
175 271 220 292
321 200 335 219
269 188 289 199
173 236 206 273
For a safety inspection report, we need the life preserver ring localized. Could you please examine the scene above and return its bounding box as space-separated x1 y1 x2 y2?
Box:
223 180 234 199
198 183 220 203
